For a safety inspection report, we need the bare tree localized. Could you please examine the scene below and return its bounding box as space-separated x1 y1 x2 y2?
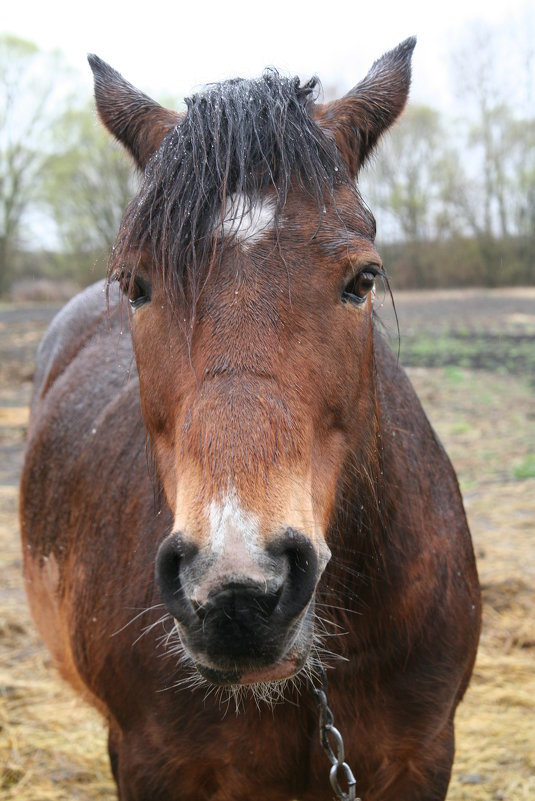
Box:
450 17 535 283
44 104 138 262
360 104 460 279
0 35 71 293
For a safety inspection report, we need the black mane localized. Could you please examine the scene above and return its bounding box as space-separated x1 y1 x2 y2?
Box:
112 70 346 303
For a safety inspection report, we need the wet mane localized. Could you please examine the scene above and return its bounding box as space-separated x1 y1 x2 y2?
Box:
111 70 346 302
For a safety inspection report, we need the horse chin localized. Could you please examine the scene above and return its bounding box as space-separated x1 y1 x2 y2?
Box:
196 651 308 688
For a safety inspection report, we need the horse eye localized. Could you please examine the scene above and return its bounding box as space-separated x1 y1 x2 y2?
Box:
118 271 152 310
342 268 378 305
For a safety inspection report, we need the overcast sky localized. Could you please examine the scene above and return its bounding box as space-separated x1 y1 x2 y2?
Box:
3 0 533 113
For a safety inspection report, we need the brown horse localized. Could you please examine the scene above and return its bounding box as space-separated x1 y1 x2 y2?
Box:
20 38 480 801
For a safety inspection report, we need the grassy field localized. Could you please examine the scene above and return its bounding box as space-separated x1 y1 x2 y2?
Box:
1 288 534 800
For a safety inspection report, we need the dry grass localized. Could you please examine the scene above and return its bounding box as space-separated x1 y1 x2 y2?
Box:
0 484 114 800
1 294 534 800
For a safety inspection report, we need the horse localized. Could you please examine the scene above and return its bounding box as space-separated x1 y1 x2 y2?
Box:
19 38 481 801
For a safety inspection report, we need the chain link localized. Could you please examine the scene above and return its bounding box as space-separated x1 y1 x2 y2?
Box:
312 668 360 801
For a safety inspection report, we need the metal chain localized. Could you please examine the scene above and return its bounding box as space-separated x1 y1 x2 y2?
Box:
312 666 360 801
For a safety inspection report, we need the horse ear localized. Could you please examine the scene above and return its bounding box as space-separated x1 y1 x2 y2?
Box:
315 37 416 177
88 55 182 170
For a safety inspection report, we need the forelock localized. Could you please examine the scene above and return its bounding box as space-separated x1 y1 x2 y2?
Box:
111 69 348 302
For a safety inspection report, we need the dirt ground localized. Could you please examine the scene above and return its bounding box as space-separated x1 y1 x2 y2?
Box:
1 288 534 800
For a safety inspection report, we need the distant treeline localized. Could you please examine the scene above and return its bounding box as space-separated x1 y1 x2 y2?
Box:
380 235 534 289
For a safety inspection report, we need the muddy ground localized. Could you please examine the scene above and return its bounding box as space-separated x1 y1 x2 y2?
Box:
1 287 534 800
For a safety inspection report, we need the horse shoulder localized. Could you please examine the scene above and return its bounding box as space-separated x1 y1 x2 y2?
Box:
372 332 480 665
20 281 144 704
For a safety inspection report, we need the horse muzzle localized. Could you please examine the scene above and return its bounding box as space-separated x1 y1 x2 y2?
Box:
155 529 321 684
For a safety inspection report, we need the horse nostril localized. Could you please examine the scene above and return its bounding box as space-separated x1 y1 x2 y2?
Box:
155 533 199 628
268 528 319 624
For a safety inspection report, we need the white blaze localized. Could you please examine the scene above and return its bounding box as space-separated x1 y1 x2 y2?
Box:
220 193 276 246
208 492 262 557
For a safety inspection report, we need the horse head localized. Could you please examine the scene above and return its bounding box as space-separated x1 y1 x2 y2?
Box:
89 39 415 688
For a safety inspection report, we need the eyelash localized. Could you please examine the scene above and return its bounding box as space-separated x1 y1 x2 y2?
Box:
116 271 152 309
342 266 381 304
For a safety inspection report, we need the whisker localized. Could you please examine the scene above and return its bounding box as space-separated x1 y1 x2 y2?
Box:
111 603 166 637
132 613 172 647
